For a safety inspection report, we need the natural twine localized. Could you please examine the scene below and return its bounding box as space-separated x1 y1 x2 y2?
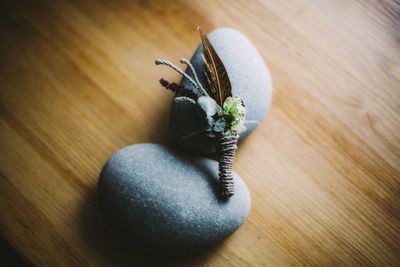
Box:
216 134 239 198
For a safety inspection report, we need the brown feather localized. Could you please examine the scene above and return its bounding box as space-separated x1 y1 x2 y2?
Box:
198 27 232 106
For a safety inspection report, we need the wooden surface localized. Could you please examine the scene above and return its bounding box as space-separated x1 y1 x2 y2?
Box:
0 0 399 266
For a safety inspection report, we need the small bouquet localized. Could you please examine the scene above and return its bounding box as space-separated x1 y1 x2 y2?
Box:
155 28 246 199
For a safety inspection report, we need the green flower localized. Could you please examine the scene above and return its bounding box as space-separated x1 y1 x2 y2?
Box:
221 97 246 135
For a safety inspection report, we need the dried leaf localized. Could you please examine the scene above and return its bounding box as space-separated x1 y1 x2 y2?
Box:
198 27 232 106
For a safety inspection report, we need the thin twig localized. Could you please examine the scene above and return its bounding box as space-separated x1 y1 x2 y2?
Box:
155 59 199 91
174 96 196 104
180 58 208 96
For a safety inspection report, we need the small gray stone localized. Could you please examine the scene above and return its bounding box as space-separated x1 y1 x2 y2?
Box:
98 144 251 254
171 28 272 154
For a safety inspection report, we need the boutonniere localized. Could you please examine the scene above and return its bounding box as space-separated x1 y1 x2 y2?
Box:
155 27 246 199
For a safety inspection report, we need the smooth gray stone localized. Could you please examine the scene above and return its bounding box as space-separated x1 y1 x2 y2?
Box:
98 144 251 254
171 28 272 154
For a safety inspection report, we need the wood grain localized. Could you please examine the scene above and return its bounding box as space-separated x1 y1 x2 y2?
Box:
0 0 399 266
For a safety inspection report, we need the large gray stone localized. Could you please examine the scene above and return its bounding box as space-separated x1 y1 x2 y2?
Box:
98 144 251 254
171 28 272 154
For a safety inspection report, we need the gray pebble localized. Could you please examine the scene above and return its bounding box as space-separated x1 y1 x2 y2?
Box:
98 144 251 254
171 28 272 154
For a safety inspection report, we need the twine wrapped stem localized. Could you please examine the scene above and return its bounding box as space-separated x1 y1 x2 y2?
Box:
216 134 239 198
